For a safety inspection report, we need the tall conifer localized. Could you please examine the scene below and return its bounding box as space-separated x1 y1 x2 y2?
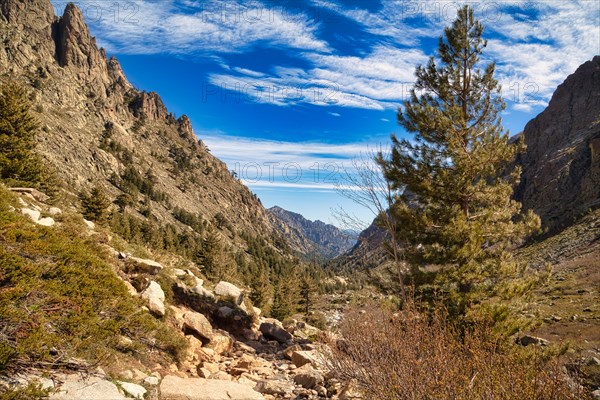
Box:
380 6 540 316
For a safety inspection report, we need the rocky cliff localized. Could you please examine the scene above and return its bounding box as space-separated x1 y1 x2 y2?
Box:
267 206 356 261
516 56 600 232
0 0 276 245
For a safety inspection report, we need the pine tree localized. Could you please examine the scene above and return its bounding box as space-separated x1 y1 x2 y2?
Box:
79 186 111 224
379 6 540 317
249 262 272 312
270 275 299 320
0 81 43 186
299 274 315 317
197 228 237 282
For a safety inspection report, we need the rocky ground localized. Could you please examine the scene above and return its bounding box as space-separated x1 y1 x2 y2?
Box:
1 189 358 400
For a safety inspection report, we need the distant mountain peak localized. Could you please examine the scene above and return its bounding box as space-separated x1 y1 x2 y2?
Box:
267 206 356 261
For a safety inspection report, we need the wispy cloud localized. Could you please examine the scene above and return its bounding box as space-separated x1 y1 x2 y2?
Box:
56 0 599 113
312 0 599 112
52 0 330 54
202 133 380 191
208 45 427 109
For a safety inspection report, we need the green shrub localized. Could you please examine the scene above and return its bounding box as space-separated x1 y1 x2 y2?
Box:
0 186 186 373
0 81 43 186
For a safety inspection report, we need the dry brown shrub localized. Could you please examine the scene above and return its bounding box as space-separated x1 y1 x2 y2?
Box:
327 304 589 400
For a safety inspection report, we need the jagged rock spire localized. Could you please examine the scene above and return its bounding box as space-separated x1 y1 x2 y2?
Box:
0 0 55 30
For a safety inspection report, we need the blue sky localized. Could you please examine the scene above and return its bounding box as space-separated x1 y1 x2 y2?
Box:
52 0 600 227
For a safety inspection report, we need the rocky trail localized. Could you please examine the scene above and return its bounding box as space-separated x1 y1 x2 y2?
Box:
1 189 357 400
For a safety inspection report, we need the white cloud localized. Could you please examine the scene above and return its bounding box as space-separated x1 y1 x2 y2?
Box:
486 1 600 109
202 133 382 191
52 0 330 54
313 0 599 111
207 45 427 109
56 0 599 112
328 112 341 117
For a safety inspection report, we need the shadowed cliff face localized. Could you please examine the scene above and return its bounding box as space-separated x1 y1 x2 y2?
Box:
0 0 278 247
516 56 600 233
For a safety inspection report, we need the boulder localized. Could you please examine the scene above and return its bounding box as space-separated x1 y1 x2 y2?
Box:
207 332 232 354
117 381 146 399
10 187 49 202
255 379 294 396
141 281 165 316
293 365 324 389
21 208 41 222
218 306 234 318
128 257 164 274
283 344 302 360
48 207 62 215
50 376 126 399
291 350 317 368
143 376 159 386
83 219 95 229
36 217 56 226
214 281 244 305
190 284 215 299
516 335 550 346
160 375 265 400
259 322 292 344
183 311 214 341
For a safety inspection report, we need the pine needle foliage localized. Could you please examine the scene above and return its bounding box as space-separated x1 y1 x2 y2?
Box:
379 6 540 318
0 81 43 186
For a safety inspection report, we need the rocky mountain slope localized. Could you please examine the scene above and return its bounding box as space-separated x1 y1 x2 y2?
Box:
516 56 600 233
0 187 340 399
326 218 387 272
0 0 276 249
267 206 356 261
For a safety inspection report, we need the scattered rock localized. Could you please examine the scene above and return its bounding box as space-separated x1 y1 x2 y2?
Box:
128 257 164 274
143 376 159 386
198 367 211 378
207 332 232 354
183 311 214 341
48 207 62 215
218 306 234 318
202 362 220 374
37 216 56 226
587 356 600 366
516 335 550 346
214 281 244 305
21 208 41 222
291 350 317 367
293 365 324 389
160 375 265 400
83 219 95 229
283 344 302 360
259 322 292 344
117 381 146 399
141 281 165 316
50 375 126 399
255 379 294 396
173 268 187 278
10 187 49 202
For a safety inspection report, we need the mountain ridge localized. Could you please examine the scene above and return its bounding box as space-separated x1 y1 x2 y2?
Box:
267 205 356 261
0 0 280 251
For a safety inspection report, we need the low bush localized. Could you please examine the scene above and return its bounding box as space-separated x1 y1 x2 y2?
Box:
328 303 589 400
0 186 186 374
